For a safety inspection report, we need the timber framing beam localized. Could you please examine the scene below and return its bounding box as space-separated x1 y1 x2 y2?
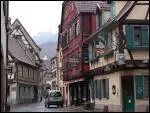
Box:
145 6 149 20
122 20 149 25
84 60 149 78
136 3 149 5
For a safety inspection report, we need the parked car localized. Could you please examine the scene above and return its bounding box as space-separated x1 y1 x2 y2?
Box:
44 90 63 108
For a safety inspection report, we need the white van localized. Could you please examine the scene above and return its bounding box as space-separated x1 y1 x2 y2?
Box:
44 90 63 108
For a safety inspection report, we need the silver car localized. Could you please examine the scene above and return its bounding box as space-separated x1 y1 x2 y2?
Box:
44 90 63 108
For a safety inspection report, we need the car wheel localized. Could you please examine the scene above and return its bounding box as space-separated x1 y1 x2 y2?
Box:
48 104 50 108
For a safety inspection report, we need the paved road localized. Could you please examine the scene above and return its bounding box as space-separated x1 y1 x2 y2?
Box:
10 101 96 112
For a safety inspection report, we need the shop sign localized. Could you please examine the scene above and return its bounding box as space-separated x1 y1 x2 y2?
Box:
118 53 125 65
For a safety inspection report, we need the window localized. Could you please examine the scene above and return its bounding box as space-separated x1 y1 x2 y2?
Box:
134 26 149 47
96 13 102 30
33 69 34 80
144 76 149 98
72 24 75 38
95 79 109 99
69 28 72 40
134 27 142 46
102 79 106 98
126 25 149 49
18 64 23 77
83 14 91 34
28 68 29 78
102 79 109 99
105 33 112 51
135 76 149 99
19 86 21 97
75 23 77 37
76 20 80 36
23 65 28 78
50 92 62 97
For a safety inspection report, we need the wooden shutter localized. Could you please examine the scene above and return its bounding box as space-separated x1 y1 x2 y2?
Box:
135 76 143 99
110 1 115 18
106 79 109 99
95 80 98 98
102 11 105 25
141 26 149 47
125 25 134 49
97 80 101 99
96 14 99 30
143 76 149 98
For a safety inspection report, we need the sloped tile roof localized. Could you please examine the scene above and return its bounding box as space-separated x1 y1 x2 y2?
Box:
8 36 37 66
75 1 100 13
97 1 110 10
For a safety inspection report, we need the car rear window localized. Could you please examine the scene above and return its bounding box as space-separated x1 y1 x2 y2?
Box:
50 92 62 97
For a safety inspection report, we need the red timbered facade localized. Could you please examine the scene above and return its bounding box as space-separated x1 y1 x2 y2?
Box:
58 1 100 105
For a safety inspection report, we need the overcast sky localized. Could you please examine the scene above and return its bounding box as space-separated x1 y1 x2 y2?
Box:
9 1 63 38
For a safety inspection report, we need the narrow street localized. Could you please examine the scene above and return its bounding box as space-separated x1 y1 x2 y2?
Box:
10 101 100 112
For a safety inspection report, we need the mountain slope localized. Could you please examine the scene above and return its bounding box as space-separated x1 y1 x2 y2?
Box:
39 41 57 59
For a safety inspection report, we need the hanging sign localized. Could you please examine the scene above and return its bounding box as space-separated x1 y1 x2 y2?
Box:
118 53 125 65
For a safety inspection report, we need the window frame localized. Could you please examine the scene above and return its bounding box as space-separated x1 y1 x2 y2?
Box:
133 25 149 47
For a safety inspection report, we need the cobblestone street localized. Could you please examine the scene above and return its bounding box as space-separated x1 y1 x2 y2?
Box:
10 101 101 112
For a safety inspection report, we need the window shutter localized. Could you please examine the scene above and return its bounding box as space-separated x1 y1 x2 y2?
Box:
144 76 149 98
106 79 109 99
96 14 99 30
125 25 134 49
110 1 115 19
102 11 105 25
97 80 101 99
135 76 143 99
95 80 98 98
141 26 149 47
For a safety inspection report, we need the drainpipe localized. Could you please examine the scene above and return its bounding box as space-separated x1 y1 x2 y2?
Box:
5 1 10 112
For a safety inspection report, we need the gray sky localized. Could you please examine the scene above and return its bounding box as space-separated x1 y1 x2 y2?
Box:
9 1 63 38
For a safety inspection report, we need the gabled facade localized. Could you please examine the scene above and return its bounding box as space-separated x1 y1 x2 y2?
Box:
7 19 42 105
84 1 149 112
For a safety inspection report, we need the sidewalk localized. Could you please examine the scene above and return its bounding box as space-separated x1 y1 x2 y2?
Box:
68 105 103 112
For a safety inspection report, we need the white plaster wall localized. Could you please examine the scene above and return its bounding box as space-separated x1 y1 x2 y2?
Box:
104 11 110 22
124 49 149 60
127 5 149 20
115 1 127 17
94 72 121 106
10 83 17 105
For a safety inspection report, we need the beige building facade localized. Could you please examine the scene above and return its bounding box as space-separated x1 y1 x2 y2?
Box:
85 1 149 112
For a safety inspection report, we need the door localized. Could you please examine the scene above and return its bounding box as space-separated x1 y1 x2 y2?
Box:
122 76 135 112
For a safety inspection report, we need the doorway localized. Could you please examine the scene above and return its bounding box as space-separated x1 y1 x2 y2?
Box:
121 76 135 112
